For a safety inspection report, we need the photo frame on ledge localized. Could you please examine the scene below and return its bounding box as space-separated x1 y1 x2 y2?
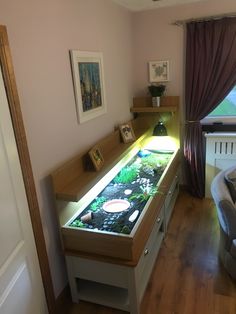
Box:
148 60 169 83
119 122 136 143
89 145 104 171
70 50 107 124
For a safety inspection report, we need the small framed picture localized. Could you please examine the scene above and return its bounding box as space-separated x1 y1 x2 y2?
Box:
89 146 104 171
148 60 169 82
119 122 136 143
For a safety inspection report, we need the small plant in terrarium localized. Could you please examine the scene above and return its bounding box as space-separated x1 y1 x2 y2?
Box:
129 184 158 203
141 154 170 173
70 220 85 228
113 165 139 184
90 196 107 212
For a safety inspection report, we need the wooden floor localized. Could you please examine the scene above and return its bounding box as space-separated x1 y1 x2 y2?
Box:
57 191 236 314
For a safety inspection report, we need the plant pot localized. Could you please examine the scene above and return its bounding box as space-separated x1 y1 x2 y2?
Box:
152 96 160 107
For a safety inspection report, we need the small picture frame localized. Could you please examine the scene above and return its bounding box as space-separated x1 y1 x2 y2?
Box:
119 122 136 143
89 146 104 171
148 60 169 83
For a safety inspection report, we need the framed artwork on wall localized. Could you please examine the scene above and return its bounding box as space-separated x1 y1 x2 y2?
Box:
88 145 104 171
119 122 136 143
70 50 107 124
148 60 170 83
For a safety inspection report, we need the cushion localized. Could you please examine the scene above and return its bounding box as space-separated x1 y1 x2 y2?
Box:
224 169 236 203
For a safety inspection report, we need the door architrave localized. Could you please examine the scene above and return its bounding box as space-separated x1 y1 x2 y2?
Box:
0 25 56 313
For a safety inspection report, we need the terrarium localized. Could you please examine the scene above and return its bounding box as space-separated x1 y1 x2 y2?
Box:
60 141 180 262
67 149 173 235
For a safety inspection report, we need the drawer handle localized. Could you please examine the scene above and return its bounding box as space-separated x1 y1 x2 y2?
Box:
157 217 161 223
144 249 149 256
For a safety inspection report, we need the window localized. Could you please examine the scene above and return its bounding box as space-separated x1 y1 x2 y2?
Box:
201 86 236 124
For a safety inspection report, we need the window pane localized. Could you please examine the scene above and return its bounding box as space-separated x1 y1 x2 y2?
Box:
208 86 236 116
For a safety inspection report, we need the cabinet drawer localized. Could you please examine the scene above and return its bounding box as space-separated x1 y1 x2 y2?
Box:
165 170 179 208
165 168 180 228
136 205 164 299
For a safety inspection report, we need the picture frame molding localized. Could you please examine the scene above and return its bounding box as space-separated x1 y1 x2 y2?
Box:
70 50 107 124
148 60 170 83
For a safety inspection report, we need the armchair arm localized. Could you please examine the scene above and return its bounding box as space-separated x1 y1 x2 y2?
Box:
230 239 236 258
217 200 236 241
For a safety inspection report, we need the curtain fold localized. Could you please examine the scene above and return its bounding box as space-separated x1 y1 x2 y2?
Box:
184 17 236 198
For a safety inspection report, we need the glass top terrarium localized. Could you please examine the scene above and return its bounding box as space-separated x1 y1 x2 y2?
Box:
66 148 175 236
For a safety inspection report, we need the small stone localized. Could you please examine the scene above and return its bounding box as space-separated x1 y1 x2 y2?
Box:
124 189 132 195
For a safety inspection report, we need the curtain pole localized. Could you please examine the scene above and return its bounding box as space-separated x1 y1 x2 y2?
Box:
172 12 236 26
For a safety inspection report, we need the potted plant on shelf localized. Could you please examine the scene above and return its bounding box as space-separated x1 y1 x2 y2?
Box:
148 84 166 107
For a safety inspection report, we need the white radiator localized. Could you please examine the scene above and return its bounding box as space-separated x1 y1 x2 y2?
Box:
205 132 236 198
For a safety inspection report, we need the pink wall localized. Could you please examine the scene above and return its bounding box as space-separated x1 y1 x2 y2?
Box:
133 0 236 101
1 0 236 299
0 0 134 297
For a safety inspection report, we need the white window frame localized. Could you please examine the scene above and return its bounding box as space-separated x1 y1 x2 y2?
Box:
201 115 236 125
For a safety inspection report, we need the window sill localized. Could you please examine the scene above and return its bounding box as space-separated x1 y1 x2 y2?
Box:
202 123 236 132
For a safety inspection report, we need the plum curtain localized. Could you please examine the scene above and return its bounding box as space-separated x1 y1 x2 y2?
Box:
184 17 236 198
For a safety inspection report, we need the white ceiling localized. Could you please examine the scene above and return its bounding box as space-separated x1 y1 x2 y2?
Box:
112 0 207 11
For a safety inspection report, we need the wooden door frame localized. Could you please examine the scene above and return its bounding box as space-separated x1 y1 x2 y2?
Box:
0 25 56 313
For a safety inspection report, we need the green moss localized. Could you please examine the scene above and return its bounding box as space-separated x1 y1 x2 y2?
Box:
141 154 159 168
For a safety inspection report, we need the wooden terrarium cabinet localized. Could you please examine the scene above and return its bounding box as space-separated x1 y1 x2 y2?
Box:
51 124 180 314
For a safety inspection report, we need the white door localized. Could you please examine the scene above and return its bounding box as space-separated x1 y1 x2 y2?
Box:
0 66 48 313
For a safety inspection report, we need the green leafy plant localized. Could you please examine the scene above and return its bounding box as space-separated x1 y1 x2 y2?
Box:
148 84 166 97
129 184 158 203
70 220 85 228
90 196 107 212
114 165 138 184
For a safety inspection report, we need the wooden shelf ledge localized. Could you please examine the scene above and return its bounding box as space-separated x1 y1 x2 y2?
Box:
51 125 151 202
130 106 177 113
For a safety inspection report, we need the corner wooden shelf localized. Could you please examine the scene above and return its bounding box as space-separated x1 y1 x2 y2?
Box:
130 106 177 113
131 96 179 114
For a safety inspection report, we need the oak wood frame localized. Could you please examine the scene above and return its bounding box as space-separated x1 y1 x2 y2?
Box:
88 145 104 171
0 25 56 313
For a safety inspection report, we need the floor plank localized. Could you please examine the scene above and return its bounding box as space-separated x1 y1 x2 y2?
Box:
57 191 236 314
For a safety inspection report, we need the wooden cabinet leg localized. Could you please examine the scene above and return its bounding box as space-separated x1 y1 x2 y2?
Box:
128 269 140 314
66 256 79 303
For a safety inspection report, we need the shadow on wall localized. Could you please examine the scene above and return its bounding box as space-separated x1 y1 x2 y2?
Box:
39 175 68 297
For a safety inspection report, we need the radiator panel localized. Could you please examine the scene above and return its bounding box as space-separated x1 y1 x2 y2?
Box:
205 132 236 198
